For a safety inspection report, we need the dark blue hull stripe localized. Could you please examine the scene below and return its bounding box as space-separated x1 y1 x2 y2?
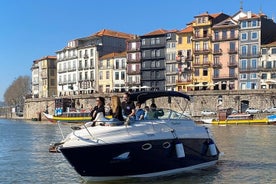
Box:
60 138 219 177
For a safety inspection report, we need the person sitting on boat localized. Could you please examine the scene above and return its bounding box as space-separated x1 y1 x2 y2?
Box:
85 97 106 127
121 92 135 120
135 102 145 120
144 106 150 120
145 103 164 120
104 96 124 126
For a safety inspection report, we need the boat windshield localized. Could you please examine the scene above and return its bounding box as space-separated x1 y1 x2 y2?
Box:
154 108 191 120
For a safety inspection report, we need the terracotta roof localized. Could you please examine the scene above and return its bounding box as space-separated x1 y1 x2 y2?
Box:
143 29 168 36
90 29 133 39
100 51 127 60
261 41 276 47
194 12 222 18
178 25 193 33
38 56 57 61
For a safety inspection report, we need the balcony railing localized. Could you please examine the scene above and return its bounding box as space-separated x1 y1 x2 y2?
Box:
228 61 238 67
239 67 259 72
193 49 212 54
212 62 222 68
239 52 261 59
212 74 238 79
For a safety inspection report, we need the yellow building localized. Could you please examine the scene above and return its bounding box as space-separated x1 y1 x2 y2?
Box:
191 12 229 90
176 24 193 92
98 51 127 93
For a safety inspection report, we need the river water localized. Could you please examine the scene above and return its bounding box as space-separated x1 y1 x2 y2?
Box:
0 119 275 184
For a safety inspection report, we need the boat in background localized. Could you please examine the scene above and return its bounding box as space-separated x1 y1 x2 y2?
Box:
51 91 220 181
267 114 276 124
43 112 91 123
203 113 269 125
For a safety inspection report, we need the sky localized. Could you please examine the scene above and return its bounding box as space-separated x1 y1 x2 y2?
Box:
0 0 275 101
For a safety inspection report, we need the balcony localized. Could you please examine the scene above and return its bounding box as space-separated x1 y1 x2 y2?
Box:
193 49 212 55
192 34 211 41
239 52 261 59
212 62 222 68
228 49 238 54
212 35 239 42
213 49 222 55
228 61 238 67
127 70 140 75
239 67 259 72
212 74 238 80
193 61 211 67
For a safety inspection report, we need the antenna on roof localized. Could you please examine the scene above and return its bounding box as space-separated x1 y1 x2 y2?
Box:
240 0 243 11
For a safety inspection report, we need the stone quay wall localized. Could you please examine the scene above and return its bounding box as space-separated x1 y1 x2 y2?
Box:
24 90 276 121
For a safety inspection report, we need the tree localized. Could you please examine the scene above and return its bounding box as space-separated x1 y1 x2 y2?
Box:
4 75 31 107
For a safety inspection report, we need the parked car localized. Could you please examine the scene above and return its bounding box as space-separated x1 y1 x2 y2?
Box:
201 110 216 116
245 107 261 114
263 107 276 113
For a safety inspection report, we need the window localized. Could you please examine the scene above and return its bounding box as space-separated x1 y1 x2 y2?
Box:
151 50 156 57
187 36 191 43
214 69 219 78
266 61 272 69
271 73 276 79
262 48 267 54
142 39 146 45
222 30 227 39
203 42 208 50
195 42 200 51
106 71 110 80
214 43 220 52
271 48 276 54
240 73 247 79
251 32 258 40
142 51 146 58
178 36 182 44
156 61 160 67
121 72 125 80
261 73 267 79
252 45 258 55
214 31 219 40
252 20 257 27
251 73 257 79
241 33 247 40
230 42 236 51
156 50 160 57
229 68 235 77
99 71 103 80
241 59 247 69
194 69 199 76
241 45 247 55
156 38 160 44
230 29 235 38
115 60 119 69
241 21 247 28
251 59 257 69
107 60 110 68
151 38 155 45
115 72 119 80
203 68 208 76
151 61 155 67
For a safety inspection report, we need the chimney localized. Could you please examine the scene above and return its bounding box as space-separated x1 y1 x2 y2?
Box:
247 11 252 18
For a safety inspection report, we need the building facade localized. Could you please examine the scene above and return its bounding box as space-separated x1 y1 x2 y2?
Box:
176 25 193 91
126 36 141 90
98 52 127 93
31 56 57 98
56 29 133 96
260 41 276 89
